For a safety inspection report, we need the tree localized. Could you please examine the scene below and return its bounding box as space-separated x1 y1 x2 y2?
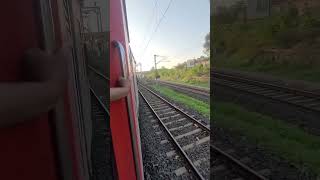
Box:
203 32 210 57
175 63 186 69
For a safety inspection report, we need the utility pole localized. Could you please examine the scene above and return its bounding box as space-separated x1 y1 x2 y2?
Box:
154 54 170 83
154 55 158 80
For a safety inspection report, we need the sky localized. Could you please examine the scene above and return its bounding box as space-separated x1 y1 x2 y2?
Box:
126 0 210 71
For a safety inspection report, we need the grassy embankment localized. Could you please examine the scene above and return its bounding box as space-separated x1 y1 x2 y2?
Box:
145 63 210 88
153 85 320 174
212 5 320 83
152 84 210 118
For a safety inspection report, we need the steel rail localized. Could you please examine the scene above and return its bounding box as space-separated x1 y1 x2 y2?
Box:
139 90 206 180
156 80 210 97
139 83 210 132
158 80 209 92
212 71 320 99
90 87 109 115
211 144 268 180
212 73 320 113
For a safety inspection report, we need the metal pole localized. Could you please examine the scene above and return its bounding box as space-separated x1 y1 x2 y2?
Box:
96 10 100 32
269 0 271 16
154 55 157 80
140 63 142 73
99 9 102 31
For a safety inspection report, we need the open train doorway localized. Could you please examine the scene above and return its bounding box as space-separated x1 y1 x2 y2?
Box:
80 0 117 179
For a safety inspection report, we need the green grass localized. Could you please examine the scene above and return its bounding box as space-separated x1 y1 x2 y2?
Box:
145 64 210 88
213 101 320 174
179 81 210 88
212 9 320 84
151 85 210 118
168 80 210 89
215 58 320 83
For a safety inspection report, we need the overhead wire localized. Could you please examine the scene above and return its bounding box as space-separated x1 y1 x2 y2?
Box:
139 0 174 58
139 0 158 48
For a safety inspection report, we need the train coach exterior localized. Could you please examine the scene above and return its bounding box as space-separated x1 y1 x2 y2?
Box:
0 0 143 179
0 0 94 179
110 0 144 179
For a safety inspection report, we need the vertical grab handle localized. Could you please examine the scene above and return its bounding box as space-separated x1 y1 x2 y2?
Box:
111 40 144 180
112 40 127 78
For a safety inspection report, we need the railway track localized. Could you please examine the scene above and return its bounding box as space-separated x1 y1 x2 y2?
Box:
90 88 115 180
139 83 210 179
139 83 270 180
211 142 269 180
212 71 320 113
155 80 209 97
88 65 109 107
88 65 115 180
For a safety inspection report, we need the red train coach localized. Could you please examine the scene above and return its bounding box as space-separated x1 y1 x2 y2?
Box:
110 0 144 179
0 0 94 179
0 0 143 179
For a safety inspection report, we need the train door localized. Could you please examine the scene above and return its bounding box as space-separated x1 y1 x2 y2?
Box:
0 0 92 179
110 0 144 179
0 1 61 179
54 0 93 179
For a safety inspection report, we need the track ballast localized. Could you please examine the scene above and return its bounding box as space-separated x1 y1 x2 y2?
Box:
139 83 210 179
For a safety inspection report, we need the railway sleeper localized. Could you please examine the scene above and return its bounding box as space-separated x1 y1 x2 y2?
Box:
284 96 306 101
174 167 188 176
261 91 284 97
212 164 226 173
307 102 320 108
168 122 193 132
152 105 170 110
291 98 318 104
182 136 210 151
193 157 208 167
162 115 184 123
155 107 172 112
257 169 271 177
157 111 176 116
160 139 169 144
174 128 202 140
250 88 275 94
271 93 294 99
150 102 166 107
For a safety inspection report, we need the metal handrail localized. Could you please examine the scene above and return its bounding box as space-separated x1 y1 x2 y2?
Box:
88 65 109 80
112 40 127 78
90 87 109 115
